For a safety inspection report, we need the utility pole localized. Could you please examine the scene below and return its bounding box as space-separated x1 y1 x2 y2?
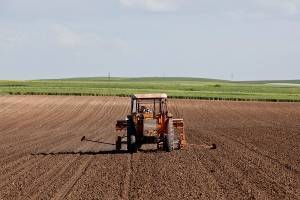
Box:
108 72 111 96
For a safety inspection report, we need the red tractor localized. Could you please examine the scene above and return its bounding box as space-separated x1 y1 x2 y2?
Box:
116 94 187 153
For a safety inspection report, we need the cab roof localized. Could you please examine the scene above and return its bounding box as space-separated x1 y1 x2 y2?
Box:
132 93 167 99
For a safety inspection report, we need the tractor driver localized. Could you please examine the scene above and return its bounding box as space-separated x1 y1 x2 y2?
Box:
140 106 146 113
140 106 152 113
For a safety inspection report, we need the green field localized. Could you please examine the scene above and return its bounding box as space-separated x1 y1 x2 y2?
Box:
0 77 300 102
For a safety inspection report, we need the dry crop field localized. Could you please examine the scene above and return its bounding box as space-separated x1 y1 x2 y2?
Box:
0 96 299 200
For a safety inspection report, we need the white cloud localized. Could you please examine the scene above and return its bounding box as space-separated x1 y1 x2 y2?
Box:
119 0 183 12
51 25 94 48
119 0 300 18
50 24 129 56
255 0 299 15
222 0 300 20
0 28 24 49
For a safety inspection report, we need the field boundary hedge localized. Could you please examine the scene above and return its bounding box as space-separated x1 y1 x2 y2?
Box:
3 91 300 102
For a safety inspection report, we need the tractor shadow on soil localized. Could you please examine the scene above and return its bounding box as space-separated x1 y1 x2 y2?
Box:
31 150 128 155
31 149 162 156
31 136 163 156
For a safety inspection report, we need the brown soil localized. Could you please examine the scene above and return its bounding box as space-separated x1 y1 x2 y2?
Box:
0 96 299 200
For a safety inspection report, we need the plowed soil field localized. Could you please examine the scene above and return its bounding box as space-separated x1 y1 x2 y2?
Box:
0 96 299 200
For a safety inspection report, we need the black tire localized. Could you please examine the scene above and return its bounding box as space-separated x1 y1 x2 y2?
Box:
211 143 217 150
164 134 174 152
116 136 122 151
164 119 174 152
127 116 136 153
128 134 137 153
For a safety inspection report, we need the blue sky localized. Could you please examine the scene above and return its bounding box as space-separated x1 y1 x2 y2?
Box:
0 0 300 80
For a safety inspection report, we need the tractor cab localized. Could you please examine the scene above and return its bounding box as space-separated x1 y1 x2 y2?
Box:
131 93 168 119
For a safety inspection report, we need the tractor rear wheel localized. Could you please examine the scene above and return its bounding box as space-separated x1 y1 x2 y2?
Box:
116 136 122 152
127 116 137 153
164 119 174 152
164 134 174 152
128 134 137 153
